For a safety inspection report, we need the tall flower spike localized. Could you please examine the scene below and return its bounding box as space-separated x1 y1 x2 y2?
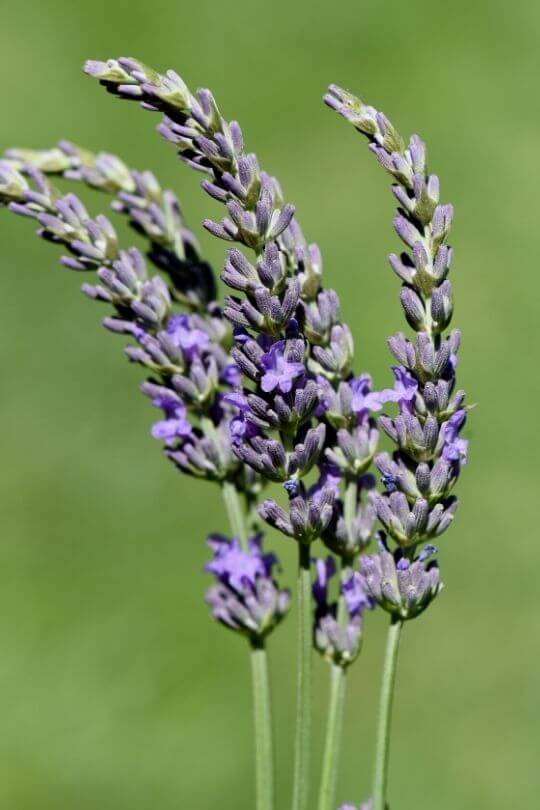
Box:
0 159 253 491
325 84 469 810
4 142 216 310
325 84 468 572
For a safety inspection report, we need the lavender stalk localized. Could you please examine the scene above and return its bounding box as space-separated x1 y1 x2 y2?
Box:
318 662 346 810
0 151 278 810
372 617 401 810
82 57 329 809
325 85 468 810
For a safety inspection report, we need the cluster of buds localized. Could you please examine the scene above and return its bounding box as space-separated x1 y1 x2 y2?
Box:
0 154 252 491
4 140 215 310
205 534 290 642
312 557 374 667
362 539 442 621
325 85 469 619
84 57 322 298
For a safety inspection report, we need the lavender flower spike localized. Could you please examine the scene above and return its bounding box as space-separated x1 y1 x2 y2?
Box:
326 83 469 564
326 84 469 810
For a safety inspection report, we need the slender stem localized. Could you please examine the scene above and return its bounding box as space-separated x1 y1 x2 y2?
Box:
372 617 403 810
199 415 247 549
292 542 313 810
251 640 275 810
317 663 347 810
218 479 274 810
221 479 248 548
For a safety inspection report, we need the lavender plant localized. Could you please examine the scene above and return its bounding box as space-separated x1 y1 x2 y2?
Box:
0 60 469 810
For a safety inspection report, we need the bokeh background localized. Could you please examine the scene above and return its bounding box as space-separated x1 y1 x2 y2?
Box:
1 1 538 807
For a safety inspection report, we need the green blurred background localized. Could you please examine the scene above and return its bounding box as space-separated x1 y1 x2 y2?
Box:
1 0 538 807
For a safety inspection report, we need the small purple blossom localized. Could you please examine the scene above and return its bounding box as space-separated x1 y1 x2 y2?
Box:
313 556 336 607
220 362 242 388
341 570 375 617
442 409 468 465
205 533 271 590
378 365 418 408
349 374 385 416
166 313 211 360
150 393 192 444
224 391 260 444
260 340 304 394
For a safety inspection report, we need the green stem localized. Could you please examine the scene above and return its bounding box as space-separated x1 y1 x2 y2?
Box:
200 416 247 547
251 640 275 810
317 663 347 810
372 618 403 810
291 542 313 810
218 480 274 809
315 481 356 810
220 479 248 549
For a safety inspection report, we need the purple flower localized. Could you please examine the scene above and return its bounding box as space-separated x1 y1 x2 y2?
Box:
313 556 336 607
260 340 305 394
442 409 468 465
223 391 259 444
150 393 192 444
341 571 374 617
166 313 211 360
220 362 242 388
315 464 342 497
349 374 384 416
205 533 271 591
379 365 418 408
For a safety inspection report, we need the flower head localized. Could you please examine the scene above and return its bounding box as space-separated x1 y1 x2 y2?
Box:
150 393 192 444
205 534 290 640
166 313 211 361
379 365 418 409
349 374 385 416
312 555 374 667
361 540 442 620
260 340 305 394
